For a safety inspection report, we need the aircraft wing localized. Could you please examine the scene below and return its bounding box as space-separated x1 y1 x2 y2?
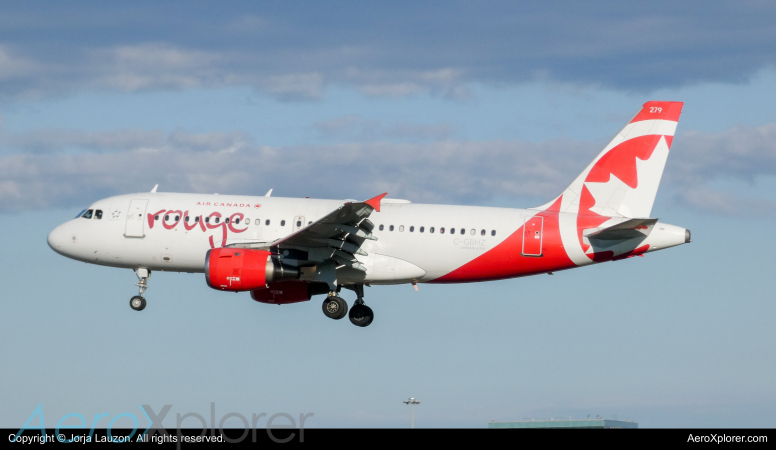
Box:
227 193 387 271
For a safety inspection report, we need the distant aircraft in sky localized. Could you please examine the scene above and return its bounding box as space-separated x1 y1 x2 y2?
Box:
48 101 689 327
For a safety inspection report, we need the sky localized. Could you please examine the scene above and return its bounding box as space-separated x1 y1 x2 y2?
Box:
1 1 776 429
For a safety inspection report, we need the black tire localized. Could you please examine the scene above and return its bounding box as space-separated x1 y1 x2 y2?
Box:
322 297 347 320
362 305 374 327
129 296 146 311
335 297 348 320
349 304 374 327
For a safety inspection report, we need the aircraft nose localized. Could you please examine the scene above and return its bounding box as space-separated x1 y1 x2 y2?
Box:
47 224 70 255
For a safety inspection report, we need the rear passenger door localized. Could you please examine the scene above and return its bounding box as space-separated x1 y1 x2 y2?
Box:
522 216 544 256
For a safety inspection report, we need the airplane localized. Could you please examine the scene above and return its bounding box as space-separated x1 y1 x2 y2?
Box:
47 101 690 327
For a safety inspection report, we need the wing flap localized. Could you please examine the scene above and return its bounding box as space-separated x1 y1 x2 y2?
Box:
225 194 387 272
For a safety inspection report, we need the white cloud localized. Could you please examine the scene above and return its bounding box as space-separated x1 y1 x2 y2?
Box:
0 45 39 81
1 3 776 99
262 72 324 100
3 121 776 215
313 115 454 141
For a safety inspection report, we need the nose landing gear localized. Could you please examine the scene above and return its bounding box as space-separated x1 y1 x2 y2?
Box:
130 296 146 311
130 268 150 311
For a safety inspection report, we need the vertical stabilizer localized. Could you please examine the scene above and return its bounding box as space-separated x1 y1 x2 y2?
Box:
533 101 683 218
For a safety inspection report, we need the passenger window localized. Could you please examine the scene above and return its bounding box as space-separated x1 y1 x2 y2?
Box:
481 229 486 236
265 220 270 226
399 225 404 232
281 220 286 226
225 218 230 224
460 228 465 235
308 221 312 225
164 215 169 221
195 216 200 223
389 225 394 231
379 224 384 231
155 215 160 221
491 230 496 236
82 209 93 219
175 215 180 221
409 226 414 232
470 229 475 235
440 227 445 234
235 218 240 224
205 217 210 223
95 210 103 219
245 218 250 225
184 216 189 222
430 227 435 233
214 217 220 224
420 226 424 233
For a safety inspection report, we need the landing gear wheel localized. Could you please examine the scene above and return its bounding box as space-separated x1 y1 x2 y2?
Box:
349 304 374 327
129 296 146 311
322 296 348 320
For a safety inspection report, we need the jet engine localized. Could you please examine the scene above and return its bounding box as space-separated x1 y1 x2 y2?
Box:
205 248 299 291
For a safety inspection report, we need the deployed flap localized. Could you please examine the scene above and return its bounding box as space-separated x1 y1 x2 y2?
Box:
226 194 387 269
270 193 386 249
585 218 658 241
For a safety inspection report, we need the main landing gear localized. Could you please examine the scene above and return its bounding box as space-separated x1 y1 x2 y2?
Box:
322 284 374 327
130 268 150 311
322 293 348 320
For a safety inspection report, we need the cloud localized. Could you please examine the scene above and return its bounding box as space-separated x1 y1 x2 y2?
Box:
0 2 775 98
262 72 324 101
670 123 776 183
671 187 776 217
2 129 253 154
0 45 39 82
0 129 594 212
3 120 776 215
313 115 455 141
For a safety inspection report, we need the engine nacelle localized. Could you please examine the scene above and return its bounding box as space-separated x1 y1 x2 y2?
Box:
251 282 313 304
205 248 299 291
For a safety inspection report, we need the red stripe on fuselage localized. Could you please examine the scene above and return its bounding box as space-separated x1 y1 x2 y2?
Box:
429 197 576 283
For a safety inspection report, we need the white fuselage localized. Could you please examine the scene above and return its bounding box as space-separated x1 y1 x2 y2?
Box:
47 192 689 286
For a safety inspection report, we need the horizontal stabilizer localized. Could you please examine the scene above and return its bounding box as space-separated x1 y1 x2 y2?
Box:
585 218 658 241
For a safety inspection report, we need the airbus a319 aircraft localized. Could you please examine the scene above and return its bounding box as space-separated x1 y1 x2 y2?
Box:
48 101 690 327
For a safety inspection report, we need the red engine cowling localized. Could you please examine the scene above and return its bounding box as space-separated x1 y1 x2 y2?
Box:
251 282 312 304
205 248 299 291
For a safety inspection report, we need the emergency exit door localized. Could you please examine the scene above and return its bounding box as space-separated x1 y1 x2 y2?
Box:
522 216 544 256
293 216 306 232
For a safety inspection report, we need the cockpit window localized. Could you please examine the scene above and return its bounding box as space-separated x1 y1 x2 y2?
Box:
95 210 103 220
75 210 86 219
81 209 93 219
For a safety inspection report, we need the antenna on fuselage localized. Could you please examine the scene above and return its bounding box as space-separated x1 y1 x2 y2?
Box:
265 189 273 197
150 184 158 193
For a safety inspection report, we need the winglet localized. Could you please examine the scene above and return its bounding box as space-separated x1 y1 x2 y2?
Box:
364 193 388 212
265 189 273 197
150 184 158 193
